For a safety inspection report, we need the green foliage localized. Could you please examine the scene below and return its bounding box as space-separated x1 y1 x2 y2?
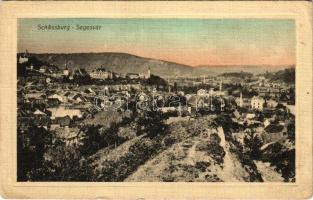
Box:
209 133 221 145
270 68 295 84
243 132 263 160
43 140 94 181
261 143 295 182
144 74 168 86
265 124 284 133
137 110 168 137
196 135 225 165
17 126 52 181
117 126 137 141
195 161 211 172
214 115 233 140
204 174 222 182
287 123 295 142
80 125 103 155
220 72 253 79
81 114 134 155
97 137 161 181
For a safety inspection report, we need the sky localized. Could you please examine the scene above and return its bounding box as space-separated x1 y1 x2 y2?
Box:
18 18 295 66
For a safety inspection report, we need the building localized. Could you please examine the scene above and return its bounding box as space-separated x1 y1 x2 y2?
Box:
235 92 250 108
26 65 34 71
48 106 82 119
219 79 223 91
127 73 140 79
18 56 29 64
251 96 265 111
233 110 241 119
197 89 207 96
264 119 271 127
266 99 278 108
18 51 29 64
48 94 64 103
33 109 47 116
18 50 30 64
159 107 177 113
63 66 69 76
188 96 206 109
258 76 266 86
137 92 148 101
39 66 47 73
139 67 150 79
246 113 256 119
214 79 226 96
25 92 45 100
145 67 151 79
46 77 51 84
90 68 113 79
55 116 71 127
236 92 243 107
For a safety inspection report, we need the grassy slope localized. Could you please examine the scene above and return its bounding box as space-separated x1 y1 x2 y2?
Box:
125 134 249 182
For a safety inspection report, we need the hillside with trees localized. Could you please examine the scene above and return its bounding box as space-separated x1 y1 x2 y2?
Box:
264 68 295 84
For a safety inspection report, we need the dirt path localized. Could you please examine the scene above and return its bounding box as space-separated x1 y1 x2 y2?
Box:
254 161 284 182
216 127 247 182
186 141 199 165
125 128 250 182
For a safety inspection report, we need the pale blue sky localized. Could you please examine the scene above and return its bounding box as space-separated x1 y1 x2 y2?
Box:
18 18 295 66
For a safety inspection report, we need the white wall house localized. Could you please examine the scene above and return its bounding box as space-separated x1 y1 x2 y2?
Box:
251 96 265 111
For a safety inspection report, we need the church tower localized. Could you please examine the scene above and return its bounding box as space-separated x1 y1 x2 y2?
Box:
146 67 151 79
18 50 29 64
63 64 69 76
239 92 243 107
219 79 223 91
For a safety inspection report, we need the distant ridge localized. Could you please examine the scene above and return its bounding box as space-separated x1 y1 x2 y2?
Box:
196 64 295 75
29 52 294 77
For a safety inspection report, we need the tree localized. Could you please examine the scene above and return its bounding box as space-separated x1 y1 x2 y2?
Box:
17 126 52 181
144 74 168 87
260 142 295 182
287 123 295 142
243 130 263 160
80 125 103 155
43 139 94 181
137 110 167 137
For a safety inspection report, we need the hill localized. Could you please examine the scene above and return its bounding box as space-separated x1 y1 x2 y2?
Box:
268 68 295 84
196 65 294 75
29 52 293 78
31 52 200 77
219 71 253 79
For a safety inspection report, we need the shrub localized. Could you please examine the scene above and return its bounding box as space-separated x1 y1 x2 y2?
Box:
265 124 284 133
204 174 222 182
162 135 176 148
209 133 221 145
261 143 295 181
243 134 263 160
207 144 226 165
117 127 136 140
196 140 225 165
195 161 211 172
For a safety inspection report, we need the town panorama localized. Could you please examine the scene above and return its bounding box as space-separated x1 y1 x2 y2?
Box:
17 50 295 182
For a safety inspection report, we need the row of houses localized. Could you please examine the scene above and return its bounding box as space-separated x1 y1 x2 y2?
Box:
235 93 279 111
89 67 151 80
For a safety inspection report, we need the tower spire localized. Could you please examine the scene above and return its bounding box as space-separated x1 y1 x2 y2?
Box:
219 79 223 91
239 92 243 107
146 66 151 79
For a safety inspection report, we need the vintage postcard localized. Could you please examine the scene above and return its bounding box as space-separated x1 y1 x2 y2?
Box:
0 1 312 199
